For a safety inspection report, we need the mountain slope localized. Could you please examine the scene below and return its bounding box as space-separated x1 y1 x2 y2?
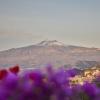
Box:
0 40 100 69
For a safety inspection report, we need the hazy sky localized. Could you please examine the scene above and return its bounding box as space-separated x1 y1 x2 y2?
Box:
0 0 100 50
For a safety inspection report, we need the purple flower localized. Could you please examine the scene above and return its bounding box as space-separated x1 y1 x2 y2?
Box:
82 82 98 100
0 65 100 100
66 68 78 77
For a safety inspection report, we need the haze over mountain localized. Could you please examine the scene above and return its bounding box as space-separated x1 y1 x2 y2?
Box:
0 40 100 69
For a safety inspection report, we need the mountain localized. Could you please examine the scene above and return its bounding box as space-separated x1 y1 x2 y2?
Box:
37 40 64 46
0 40 100 69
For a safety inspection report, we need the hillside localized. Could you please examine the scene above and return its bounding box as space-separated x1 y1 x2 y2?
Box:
0 40 100 69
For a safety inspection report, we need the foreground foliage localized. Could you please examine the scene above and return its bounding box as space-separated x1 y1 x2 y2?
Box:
0 65 100 100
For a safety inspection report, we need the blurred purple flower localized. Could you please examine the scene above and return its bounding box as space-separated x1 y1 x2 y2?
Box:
0 65 100 100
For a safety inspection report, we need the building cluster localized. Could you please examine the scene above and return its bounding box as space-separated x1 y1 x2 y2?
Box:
69 66 100 85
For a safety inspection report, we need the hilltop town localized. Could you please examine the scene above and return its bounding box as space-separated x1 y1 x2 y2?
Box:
69 65 100 85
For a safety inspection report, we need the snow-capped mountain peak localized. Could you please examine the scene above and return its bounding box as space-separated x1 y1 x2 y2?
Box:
37 40 64 46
